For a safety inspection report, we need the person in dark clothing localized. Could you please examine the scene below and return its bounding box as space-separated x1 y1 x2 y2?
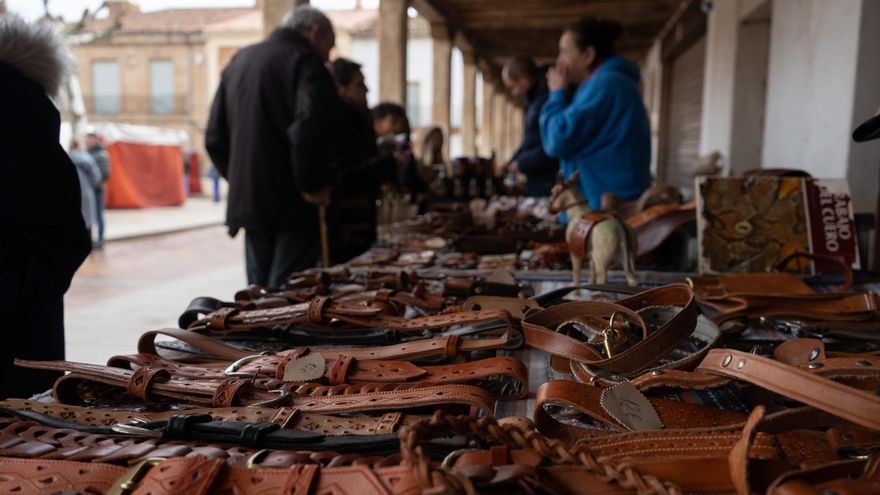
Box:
500 55 559 197
0 15 91 399
206 6 343 287
85 131 110 248
327 58 405 263
371 102 426 194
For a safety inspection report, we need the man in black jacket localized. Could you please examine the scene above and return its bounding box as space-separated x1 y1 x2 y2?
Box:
499 55 559 197
206 6 342 287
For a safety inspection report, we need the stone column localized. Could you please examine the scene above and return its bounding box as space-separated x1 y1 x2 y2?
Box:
461 51 478 156
262 0 309 37
492 90 507 159
431 22 452 151
480 76 495 156
379 0 408 104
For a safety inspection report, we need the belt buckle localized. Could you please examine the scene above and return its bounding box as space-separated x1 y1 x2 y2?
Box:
110 419 163 438
107 457 165 495
225 351 275 377
246 389 290 408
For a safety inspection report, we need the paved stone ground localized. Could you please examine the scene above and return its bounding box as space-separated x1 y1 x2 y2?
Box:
64 226 245 364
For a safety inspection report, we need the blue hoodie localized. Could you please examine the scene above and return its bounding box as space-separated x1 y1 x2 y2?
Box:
539 56 651 213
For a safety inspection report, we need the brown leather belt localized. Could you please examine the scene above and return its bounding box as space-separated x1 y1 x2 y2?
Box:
521 284 709 379
136 328 511 366
0 399 417 436
186 296 514 337
0 455 417 495
104 351 528 400
14 359 497 414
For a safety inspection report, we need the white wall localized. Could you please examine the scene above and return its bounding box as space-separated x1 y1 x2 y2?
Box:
762 0 861 179
406 37 433 127
347 37 379 106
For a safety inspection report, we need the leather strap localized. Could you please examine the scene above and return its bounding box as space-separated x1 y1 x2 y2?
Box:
136 328 510 365
533 379 747 440
0 456 417 495
0 400 414 436
187 297 514 337
522 284 698 377
696 349 880 431
15 359 497 414
567 212 617 259
107 349 527 400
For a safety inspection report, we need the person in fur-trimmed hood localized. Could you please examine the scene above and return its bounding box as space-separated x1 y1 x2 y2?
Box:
0 15 91 399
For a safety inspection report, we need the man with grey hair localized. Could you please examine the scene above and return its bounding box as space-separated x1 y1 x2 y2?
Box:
206 5 346 287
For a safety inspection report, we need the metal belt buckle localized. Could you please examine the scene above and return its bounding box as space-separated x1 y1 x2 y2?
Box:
440 448 482 469
107 457 165 495
246 390 290 408
602 312 627 358
110 419 163 438
225 351 275 377
245 449 270 468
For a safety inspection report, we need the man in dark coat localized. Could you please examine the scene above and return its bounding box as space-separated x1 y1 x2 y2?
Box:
206 5 342 287
0 15 91 399
500 55 560 197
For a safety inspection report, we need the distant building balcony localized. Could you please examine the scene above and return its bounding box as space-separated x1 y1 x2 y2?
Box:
85 94 190 116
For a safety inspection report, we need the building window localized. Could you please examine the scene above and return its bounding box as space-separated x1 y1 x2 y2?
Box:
91 60 120 114
406 81 420 128
149 59 174 114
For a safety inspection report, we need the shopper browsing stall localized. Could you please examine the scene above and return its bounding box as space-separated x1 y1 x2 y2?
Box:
540 17 651 212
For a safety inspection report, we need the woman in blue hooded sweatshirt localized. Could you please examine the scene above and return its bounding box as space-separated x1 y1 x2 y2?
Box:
540 17 651 214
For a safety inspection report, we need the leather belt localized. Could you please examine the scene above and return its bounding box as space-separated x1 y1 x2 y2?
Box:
0 399 416 436
696 349 880 431
14 359 497 413
0 413 402 455
521 284 705 379
104 330 527 400
136 328 511 365
184 296 515 337
0 456 417 495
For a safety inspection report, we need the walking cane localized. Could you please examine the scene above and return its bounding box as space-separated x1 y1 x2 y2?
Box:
318 205 330 267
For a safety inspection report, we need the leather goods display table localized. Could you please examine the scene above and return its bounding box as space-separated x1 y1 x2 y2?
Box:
7 265 880 495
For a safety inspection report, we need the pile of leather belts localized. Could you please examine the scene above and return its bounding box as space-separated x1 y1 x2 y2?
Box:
4 259 880 495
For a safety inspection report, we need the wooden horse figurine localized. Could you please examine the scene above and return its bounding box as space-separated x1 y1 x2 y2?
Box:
549 171 639 286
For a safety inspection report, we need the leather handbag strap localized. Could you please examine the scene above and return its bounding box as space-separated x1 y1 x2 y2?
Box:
696 349 880 431
521 284 697 377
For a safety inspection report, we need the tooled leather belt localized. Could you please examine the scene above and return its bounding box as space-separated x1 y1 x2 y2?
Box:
181 295 516 337
0 455 417 495
14 358 499 413
0 399 420 436
97 328 527 400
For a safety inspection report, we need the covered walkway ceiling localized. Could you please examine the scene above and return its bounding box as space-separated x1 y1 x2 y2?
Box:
413 0 685 69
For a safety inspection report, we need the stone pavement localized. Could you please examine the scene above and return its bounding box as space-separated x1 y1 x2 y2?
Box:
102 180 227 241
64 226 246 365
